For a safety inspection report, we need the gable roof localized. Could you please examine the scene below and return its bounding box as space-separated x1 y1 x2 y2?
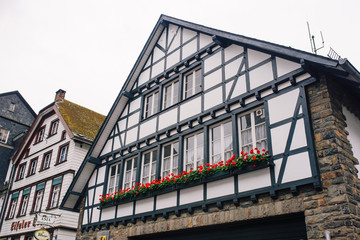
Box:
56 100 106 142
60 14 360 211
11 98 105 166
0 90 37 119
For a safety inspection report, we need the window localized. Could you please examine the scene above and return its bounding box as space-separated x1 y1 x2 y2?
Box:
17 163 26 180
210 120 233 164
61 131 66 140
27 158 38 176
9 102 15 112
49 119 59 136
41 151 52 170
144 91 159 118
184 132 204 172
18 189 30 216
141 149 157 184
239 107 267 153
184 67 202 99
162 141 179 177
7 193 18 219
108 164 121 193
32 184 45 213
49 177 62 209
123 157 137 190
57 143 69 164
163 80 179 109
0 129 10 143
35 127 45 143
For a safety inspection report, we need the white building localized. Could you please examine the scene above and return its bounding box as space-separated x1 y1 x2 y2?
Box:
0 90 105 240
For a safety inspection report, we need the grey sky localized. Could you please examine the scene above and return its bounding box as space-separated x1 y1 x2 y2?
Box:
1 0 359 116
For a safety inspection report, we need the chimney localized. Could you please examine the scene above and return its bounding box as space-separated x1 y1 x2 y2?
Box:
55 89 66 102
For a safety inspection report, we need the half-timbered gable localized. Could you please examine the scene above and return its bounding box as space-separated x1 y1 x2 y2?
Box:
0 90 105 240
62 16 360 239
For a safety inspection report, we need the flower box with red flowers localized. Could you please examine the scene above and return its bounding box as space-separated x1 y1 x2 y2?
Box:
99 149 271 208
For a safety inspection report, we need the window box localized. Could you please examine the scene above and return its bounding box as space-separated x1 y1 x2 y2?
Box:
100 149 271 208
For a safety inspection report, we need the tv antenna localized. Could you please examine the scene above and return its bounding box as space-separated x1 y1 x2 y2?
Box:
307 22 324 54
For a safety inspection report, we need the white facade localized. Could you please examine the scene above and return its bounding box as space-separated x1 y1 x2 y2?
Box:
0 101 100 240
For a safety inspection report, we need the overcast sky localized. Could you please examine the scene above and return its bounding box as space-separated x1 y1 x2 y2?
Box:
1 0 359 116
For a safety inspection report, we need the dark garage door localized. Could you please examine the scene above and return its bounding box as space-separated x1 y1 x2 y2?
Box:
131 213 307 240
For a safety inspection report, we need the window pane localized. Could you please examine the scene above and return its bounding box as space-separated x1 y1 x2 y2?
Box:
173 81 179 105
194 69 202 94
185 74 193 98
153 92 159 114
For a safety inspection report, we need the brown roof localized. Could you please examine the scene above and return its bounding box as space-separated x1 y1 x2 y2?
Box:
56 100 106 141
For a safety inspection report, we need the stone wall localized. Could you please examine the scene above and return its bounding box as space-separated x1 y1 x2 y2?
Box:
76 75 360 240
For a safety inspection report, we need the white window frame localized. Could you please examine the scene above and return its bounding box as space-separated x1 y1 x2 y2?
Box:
209 120 233 164
49 119 59 136
33 189 44 212
184 67 202 99
50 184 61 208
17 163 26 180
141 149 157 184
123 157 137 190
28 158 37 176
184 131 204 172
36 127 45 143
108 163 121 193
144 91 159 118
161 141 179 177
8 197 18 219
42 152 52 170
19 194 29 216
238 107 267 153
58 144 68 163
0 129 10 143
163 79 179 109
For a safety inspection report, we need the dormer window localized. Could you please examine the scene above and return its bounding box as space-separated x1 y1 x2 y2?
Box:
144 91 159 118
35 127 45 143
184 67 202 99
0 129 10 144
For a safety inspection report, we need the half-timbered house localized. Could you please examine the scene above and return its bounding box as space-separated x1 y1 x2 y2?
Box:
61 16 360 240
0 90 105 240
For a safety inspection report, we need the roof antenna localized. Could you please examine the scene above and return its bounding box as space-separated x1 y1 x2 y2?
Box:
307 22 324 54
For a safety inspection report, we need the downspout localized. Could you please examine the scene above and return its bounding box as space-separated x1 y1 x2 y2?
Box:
0 163 16 229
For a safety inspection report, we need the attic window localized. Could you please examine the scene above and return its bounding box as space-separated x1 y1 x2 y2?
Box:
35 127 45 144
184 67 202 99
9 102 15 112
144 91 159 118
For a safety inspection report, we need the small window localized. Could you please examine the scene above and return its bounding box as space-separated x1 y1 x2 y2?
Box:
239 107 267 152
41 151 52 170
144 91 159 118
57 143 69 164
61 131 66 140
161 141 179 177
7 195 18 219
210 120 233 164
35 127 45 143
108 163 121 193
184 131 204 172
32 188 44 213
24 148 30 158
184 67 202 99
0 129 10 144
17 163 26 180
163 79 179 109
9 102 15 112
27 158 38 176
123 157 137 190
49 119 59 136
18 192 30 216
141 149 157 184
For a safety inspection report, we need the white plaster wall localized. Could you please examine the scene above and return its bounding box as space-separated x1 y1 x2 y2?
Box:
343 106 360 177
180 185 203 205
268 88 299 124
207 177 234 199
156 192 177 210
238 168 271 192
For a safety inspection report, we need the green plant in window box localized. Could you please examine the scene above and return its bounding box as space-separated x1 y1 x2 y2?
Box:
99 148 270 206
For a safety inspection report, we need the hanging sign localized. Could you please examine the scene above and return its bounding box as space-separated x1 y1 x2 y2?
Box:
34 227 50 240
35 212 59 226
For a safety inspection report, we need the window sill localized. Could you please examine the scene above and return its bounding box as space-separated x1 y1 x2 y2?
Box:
39 167 50 172
54 160 67 166
100 161 271 209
